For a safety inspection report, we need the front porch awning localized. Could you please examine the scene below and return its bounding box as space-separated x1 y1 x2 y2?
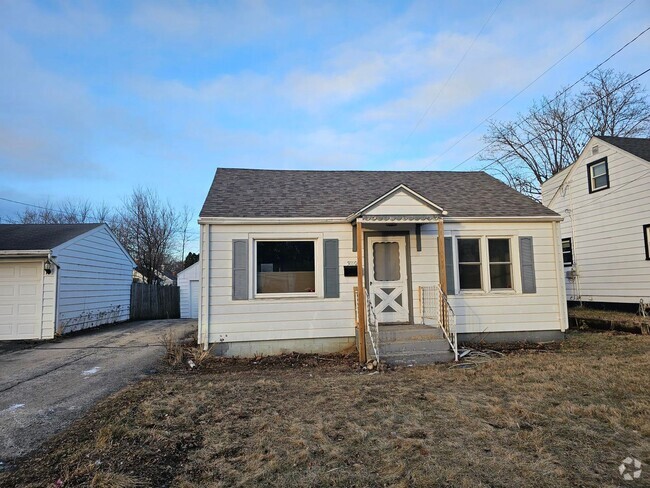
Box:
360 214 440 223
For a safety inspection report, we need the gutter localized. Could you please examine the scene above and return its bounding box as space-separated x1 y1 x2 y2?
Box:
0 250 51 257
199 215 563 224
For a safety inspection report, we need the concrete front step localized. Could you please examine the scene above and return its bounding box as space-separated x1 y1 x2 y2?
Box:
375 325 445 342
365 324 454 365
372 350 455 366
378 338 451 354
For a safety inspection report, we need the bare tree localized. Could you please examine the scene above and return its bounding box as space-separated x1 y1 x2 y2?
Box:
118 188 181 285
481 69 650 198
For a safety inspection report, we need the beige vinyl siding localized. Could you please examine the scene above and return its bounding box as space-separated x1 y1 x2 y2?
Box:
53 226 133 333
365 189 439 215
202 220 566 345
442 221 567 334
542 139 650 303
203 223 357 344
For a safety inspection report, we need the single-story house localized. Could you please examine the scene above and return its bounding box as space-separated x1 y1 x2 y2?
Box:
198 169 568 364
177 261 200 319
542 136 650 308
0 223 136 340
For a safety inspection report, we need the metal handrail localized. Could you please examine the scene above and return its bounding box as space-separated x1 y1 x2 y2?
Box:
364 288 380 364
419 285 458 361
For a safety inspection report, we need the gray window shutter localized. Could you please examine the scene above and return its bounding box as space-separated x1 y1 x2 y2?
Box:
232 240 249 300
323 239 340 298
352 224 357 252
519 236 537 294
444 237 455 295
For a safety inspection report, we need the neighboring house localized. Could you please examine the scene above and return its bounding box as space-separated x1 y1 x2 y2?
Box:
542 136 650 308
132 269 176 286
178 261 200 319
198 168 568 363
0 223 136 340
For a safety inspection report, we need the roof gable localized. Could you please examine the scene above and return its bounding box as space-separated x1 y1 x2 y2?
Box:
544 136 650 207
200 168 558 220
352 184 444 218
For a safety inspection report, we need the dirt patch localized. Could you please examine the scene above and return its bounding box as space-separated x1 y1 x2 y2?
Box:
2 331 649 487
569 306 650 334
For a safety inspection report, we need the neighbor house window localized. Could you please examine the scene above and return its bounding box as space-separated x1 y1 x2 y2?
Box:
457 238 482 290
587 158 609 193
488 238 513 289
256 241 315 294
644 225 650 261
562 238 573 267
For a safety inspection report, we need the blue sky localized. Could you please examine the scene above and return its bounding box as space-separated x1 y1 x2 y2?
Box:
1 0 649 252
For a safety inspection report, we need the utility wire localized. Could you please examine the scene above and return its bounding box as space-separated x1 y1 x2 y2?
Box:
421 0 639 170
473 66 650 174
396 0 503 155
446 24 650 172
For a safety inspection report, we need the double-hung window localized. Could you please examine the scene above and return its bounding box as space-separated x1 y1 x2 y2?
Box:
457 238 482 290
644 225 650 261
488 238 513 289
562 238 573 267
256 240 316 295
587 158 609 193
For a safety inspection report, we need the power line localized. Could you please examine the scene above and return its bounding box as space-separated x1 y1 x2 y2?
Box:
396 0 503 154
446 24 650 172
421 0 639 170
473 66 650 174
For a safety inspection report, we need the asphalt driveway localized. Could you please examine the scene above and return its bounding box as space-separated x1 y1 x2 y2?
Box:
0 319 196 467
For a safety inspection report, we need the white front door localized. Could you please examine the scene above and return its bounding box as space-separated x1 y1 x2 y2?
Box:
368 236 409 324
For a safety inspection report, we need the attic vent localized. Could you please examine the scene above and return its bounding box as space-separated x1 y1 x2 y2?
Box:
592 144 599 155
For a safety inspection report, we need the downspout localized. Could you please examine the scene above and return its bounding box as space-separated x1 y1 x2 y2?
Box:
49 253 61 336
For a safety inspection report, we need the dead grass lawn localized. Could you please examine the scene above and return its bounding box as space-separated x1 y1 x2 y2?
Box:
2 330 649 488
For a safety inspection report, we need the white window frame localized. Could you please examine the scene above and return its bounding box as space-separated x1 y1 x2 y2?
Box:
251 235 323 299
562 238 573 267
487 237 514 291
457 237 483 292
454 235 521 295
588 158 609 193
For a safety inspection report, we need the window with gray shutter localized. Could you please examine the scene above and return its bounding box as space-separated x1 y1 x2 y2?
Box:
232 240 249 300
519 236 536 294
444 237 455 295
323 239 339 298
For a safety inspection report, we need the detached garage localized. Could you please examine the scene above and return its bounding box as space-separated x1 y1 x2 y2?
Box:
0 224 136 340
177 261 200 319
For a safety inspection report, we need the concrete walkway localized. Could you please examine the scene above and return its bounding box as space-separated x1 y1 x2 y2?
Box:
0 319 196 466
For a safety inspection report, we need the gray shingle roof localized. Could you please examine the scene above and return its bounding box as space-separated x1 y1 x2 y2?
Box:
0 224 103 251
598 136 650 162
200 169 559 219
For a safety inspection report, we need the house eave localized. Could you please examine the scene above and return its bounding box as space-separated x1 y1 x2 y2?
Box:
0 250 51 258
198 216 349 225
198 215 562 225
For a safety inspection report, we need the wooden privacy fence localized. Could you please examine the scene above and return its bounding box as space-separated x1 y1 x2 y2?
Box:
130 283 180 320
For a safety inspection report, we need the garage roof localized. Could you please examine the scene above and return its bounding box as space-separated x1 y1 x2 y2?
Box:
0 224 103 251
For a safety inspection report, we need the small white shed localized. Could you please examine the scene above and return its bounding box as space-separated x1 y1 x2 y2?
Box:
177 261 200 319
0 223 136 340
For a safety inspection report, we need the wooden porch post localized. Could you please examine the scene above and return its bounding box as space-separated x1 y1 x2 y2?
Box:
437 218 447 293
356 220 367 363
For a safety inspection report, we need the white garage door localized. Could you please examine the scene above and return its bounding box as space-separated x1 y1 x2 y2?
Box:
189 280 199 319
0 262 43 340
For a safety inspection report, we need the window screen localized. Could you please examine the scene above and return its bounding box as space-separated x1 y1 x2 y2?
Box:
373 242 401 281
488 238 512 289
458 238 482 290
256 241 315 294
562 238 573 267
